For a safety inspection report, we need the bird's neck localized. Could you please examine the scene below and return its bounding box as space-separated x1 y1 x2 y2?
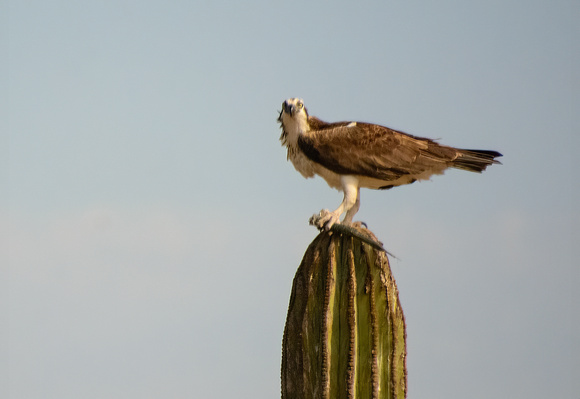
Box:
280 115 310 148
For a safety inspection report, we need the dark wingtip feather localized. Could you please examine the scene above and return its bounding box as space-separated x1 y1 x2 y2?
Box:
453 149 503 172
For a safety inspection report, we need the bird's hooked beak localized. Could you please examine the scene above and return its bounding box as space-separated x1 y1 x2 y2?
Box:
282 100 294 116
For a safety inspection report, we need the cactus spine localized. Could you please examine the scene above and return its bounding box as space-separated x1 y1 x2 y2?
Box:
282 228 407 399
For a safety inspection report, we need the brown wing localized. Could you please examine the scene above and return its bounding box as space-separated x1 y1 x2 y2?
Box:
298 122 461 181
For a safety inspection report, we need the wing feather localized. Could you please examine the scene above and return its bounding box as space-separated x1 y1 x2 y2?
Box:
298 122 457 181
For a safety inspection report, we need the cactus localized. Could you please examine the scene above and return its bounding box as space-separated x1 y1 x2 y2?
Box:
282 227 407 399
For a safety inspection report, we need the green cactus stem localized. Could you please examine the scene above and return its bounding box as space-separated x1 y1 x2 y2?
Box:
282 227 407 399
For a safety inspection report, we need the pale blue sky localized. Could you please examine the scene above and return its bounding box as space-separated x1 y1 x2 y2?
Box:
5 1 579 398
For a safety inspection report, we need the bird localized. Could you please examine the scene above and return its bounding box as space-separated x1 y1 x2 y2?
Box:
278 97 502 231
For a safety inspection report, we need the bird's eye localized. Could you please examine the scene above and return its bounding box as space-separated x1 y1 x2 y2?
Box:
297 102 303 109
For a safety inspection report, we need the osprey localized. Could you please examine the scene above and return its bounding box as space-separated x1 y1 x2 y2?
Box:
278 98 502 230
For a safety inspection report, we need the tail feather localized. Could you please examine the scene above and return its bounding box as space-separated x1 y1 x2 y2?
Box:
452 149 503 173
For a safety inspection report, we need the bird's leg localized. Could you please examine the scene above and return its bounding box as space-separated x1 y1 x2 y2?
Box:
310 176 359 231
342 187 360 225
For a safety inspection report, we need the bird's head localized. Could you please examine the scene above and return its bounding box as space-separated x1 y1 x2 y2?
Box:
278 98 309 145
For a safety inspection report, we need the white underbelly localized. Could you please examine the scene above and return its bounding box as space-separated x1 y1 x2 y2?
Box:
289 150 440 191
290 152 342 188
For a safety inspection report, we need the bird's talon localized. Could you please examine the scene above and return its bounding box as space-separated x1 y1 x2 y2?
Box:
309 209 340 231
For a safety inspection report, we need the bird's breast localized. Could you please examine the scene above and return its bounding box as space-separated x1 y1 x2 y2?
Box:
288 147 343 189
